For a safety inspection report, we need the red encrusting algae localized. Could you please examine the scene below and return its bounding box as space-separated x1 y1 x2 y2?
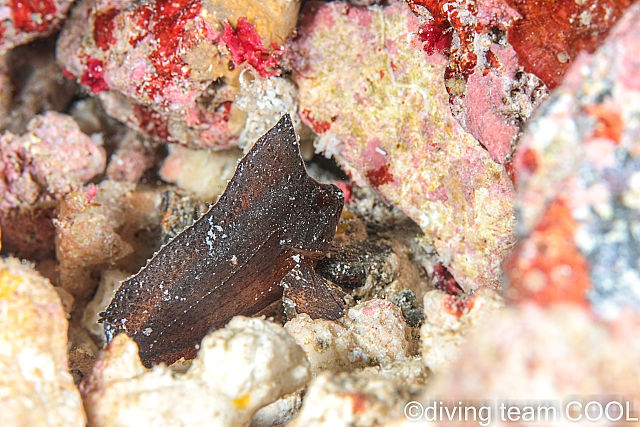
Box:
417 24 452 55
432 263 464 296
299 109 331 134
8 0 58 33
443 293 476 317
504 198 591 306
366 164 393 187
80 58 109 93
93 8 119 50
220 17 283 78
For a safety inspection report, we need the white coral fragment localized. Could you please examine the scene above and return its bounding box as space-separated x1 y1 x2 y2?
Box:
285 299 412 373
81 317 311 427
0 257 86 427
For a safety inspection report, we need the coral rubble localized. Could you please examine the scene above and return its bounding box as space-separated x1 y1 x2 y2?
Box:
2 0 640 425
81 317 310 427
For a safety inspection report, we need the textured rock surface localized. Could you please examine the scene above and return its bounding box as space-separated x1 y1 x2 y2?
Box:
316 211 430 310
0 38 77 134
285 299 413 374
0 112 106 257
418 305 640 425
406 0 636 165
0 257 86 427
289 1 515 291
504 1 640 317
0 0 74 54
81 317 310 427
106 130 160 183
55 181 161 302
159 144 242 201
420 287 504 373
0 112 106 210
57 0 300 147
288 370 414 427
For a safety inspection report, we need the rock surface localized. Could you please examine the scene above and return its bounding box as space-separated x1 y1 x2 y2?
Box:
0 257 86 427
285 299 413 374
56 0 300 148
504 1 640 317
0 0 74 54
289 1 516 291
81 317 310 427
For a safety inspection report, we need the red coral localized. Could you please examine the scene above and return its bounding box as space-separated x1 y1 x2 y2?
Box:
8 0 58 33
220 17 282 78
93 8 119 50
80 58 109 94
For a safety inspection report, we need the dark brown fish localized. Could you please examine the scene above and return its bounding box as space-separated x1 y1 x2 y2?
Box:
100 114 345 367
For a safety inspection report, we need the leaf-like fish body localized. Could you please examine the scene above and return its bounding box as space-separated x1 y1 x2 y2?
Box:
101 114 344 367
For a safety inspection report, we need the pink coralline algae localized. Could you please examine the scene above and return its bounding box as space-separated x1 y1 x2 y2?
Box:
56 0 300 148
289 1 515 291
0 0 74 54
220 17 283 78
504 1 640 317
423 305 640 420
405 0 636 167
0 112 105 257
0 112 106 211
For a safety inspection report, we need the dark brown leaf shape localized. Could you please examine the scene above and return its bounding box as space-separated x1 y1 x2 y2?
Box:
100 114 344 367
282 260 346 320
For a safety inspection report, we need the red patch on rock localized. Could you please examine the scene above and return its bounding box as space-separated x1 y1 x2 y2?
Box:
407 0 634 90
149 0 200 77
520 147 538 173
220 17 282 78
85 184 98 203
9 0 58 33
126 0 202 100
299 109 331 134
134 105 170 140
505 0 634 89
587 103 624 144
61 66 76 80
80 58 109 94
366 164 393 187
504 198 591 306
418 24 452 55
348 392 369 414
335 181 353 204
93 8 120 51
433 263 463 295
443 293 475 317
